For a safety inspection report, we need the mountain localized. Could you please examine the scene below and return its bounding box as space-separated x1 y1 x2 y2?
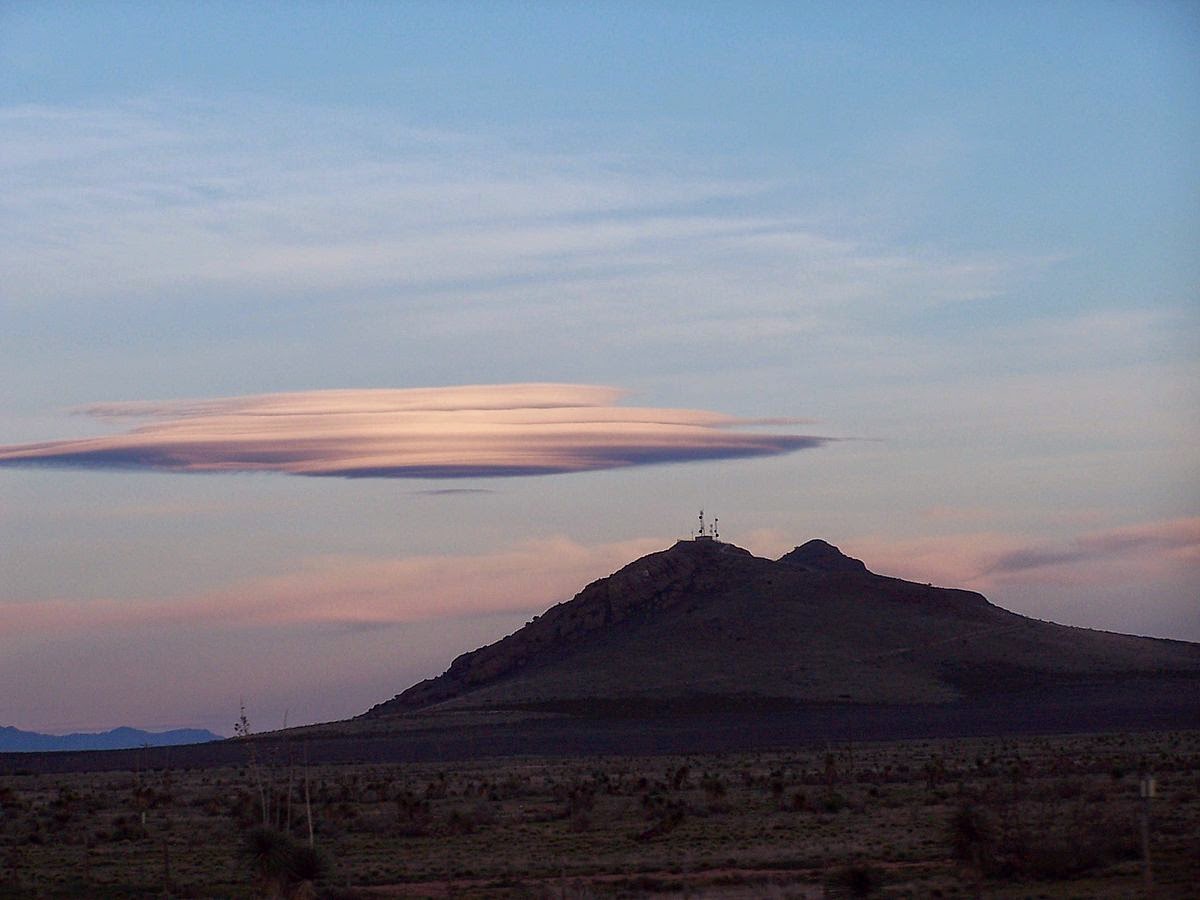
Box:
0 726 221 753
366 537 1200 717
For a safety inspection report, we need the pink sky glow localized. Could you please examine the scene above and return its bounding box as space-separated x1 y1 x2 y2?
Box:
0 536 665 636
5 520 1195 639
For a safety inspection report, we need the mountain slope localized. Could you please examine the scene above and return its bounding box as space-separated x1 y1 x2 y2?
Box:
366 538 1200 717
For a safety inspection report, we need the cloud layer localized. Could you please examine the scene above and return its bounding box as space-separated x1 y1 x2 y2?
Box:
0 536 667 637
982 518 1200 579
0 384 827 478
842 517 1200 592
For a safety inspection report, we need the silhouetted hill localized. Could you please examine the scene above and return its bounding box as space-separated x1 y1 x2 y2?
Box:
0 725 221 752
366 538 1200 717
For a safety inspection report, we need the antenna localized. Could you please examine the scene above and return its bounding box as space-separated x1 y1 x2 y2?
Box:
713 517 719 540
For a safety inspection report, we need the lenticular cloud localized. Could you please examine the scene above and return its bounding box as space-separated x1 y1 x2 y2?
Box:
0 384 827 479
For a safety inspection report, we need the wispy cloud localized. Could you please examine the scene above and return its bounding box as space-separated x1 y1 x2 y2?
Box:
0 536 667 635
849 517 1200 590
982 518 1200 578
0 98 1020 333
0 384 828 478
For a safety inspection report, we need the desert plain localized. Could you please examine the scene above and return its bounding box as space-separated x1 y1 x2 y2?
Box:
2 726 1198 898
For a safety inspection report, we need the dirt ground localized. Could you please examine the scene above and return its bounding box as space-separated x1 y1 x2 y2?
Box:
1 729 1197 897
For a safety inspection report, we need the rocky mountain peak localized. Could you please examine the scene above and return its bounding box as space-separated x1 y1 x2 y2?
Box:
364 533 1200 718
777 539 870 574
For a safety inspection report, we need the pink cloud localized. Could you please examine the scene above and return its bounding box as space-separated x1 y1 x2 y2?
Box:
848 517 1200 590
0 384 826 478
982 517 1200 581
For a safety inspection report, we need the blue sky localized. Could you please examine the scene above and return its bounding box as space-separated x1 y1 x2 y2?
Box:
1 2 1197 734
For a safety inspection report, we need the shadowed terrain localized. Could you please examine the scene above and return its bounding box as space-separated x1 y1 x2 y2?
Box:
366 538 1200 718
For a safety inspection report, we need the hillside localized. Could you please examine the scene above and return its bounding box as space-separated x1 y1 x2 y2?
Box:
366 538 1200 717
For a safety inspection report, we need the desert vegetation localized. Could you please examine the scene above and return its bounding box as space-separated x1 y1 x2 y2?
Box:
0 729 1197 897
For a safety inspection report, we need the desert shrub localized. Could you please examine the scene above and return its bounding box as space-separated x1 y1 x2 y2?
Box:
226 788 261 828
192 791 226 816
446 811 477 840
635 795 687 842
825 862 883 898
949 799 1137 882
343 811 394 836
288 843 330 883
109 814 148 842
394 791 433 836
948 802 994 869
423 775 447 800
993 818 1137 881
555 780 596 819
243 826 296 883
700 774 725 799
470 800 497 827
486 775 531 802
820 792 848 813
241 826 330 897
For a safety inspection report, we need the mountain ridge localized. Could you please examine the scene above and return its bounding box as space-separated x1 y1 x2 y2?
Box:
366 538 1200 718
0 725 222 753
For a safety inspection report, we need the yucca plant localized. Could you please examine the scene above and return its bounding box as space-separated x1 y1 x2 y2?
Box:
241 826 329 897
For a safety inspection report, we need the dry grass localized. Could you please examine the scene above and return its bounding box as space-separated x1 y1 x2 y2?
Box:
1 729 1197 897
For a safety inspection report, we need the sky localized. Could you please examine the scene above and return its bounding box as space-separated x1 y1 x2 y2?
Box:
1 1 1197 735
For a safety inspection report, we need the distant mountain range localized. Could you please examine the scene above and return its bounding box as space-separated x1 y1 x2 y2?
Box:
367 537 1200 717
0 725 222 753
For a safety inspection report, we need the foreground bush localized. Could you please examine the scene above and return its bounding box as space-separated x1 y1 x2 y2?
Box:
241 826 330 898
947 800 1138 884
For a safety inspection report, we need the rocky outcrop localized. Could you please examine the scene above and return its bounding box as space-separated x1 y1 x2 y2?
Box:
778 539 869 574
